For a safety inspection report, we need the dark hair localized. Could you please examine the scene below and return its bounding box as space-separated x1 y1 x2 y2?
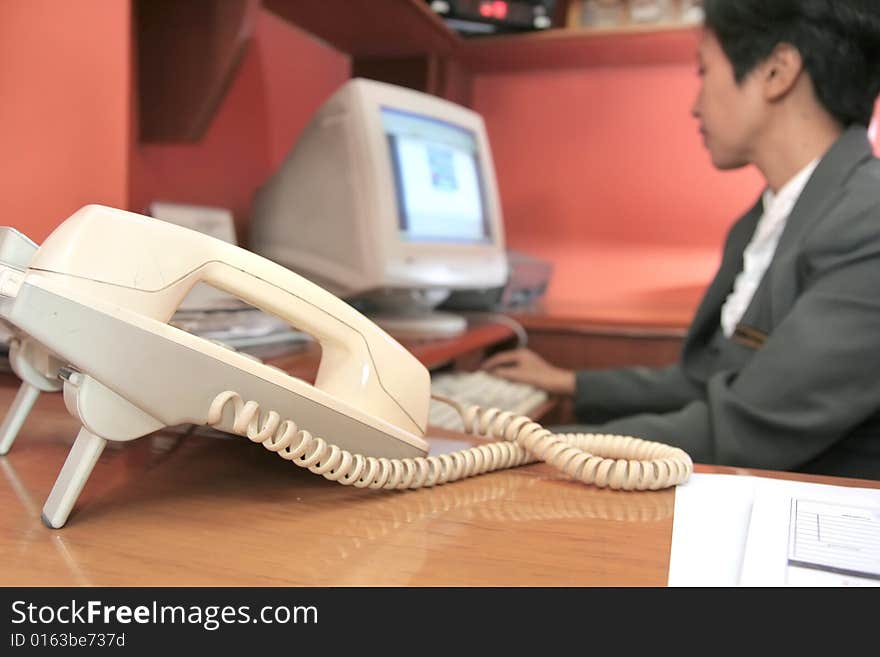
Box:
704 0 880 126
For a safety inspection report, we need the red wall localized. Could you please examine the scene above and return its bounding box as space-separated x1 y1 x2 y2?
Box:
129 9 350 244
472 66 764 301
473 72 880 303
0 0 131 243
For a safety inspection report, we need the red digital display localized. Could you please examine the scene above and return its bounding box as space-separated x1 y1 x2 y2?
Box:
479 1 508 19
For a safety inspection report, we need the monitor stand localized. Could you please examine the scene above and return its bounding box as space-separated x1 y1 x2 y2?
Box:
370 311 467 340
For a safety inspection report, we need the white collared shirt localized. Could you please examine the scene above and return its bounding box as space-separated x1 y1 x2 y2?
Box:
720 158 820 338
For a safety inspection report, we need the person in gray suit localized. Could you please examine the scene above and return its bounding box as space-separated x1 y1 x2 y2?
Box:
483 0 880 479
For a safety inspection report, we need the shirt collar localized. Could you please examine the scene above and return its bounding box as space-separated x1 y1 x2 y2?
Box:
762 157 821 212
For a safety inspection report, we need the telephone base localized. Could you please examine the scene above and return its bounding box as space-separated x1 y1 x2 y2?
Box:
369 311 467 340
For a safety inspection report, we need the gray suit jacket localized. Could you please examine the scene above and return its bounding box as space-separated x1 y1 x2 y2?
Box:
570 126 880 479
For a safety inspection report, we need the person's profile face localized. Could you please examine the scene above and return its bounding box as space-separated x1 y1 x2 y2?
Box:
691 30 763 170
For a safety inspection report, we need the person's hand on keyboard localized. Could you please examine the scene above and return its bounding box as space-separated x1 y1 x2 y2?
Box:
429 370 549 430
481 348 576 396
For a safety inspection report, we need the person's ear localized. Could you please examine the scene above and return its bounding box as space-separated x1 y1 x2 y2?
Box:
762 43 803 101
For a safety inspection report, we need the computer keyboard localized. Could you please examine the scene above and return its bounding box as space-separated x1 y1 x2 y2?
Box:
429 370 549 431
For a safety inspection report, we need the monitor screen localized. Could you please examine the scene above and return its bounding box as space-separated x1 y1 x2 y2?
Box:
381 107 491 244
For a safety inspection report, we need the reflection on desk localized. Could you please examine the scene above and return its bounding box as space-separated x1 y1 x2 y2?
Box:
0 388 675 586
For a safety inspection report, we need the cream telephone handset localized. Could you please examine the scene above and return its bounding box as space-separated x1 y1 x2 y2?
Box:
0 205 692 528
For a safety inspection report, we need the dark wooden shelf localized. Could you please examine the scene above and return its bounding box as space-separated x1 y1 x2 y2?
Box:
262 1 698 69
134 1 700 143
460 24 700 72
262 0 462 58
135 0 259 143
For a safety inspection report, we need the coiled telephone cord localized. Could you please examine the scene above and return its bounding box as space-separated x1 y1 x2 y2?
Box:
207 391 692 491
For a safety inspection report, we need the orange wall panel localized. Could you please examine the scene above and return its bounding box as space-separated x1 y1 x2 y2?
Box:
257 12 351 172
0 0 131 243
473 66 764 253
471 66 776 304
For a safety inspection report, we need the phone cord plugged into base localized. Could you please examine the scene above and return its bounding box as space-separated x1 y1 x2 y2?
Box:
207 391 692 490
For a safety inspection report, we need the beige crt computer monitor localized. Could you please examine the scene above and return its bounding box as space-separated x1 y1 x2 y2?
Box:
248 78 508 337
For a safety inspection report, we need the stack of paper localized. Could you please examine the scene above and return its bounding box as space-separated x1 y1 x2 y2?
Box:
668 473 880 586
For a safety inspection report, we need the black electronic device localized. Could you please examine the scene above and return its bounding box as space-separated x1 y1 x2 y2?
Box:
426 0 557 36
440 250 554 311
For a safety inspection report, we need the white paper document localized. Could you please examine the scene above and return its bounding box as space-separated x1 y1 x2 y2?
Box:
668 473 756 586
740 478 880 586
787 499 880 579
668 473 880 587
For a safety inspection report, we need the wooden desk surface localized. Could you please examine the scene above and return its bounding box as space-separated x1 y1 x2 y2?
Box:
2 384 878 587
510 285 707 336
